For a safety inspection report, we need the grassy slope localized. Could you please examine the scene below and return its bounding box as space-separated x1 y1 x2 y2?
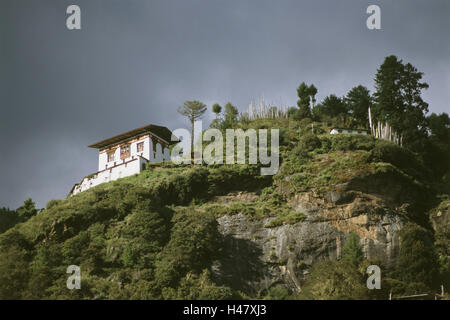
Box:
0 118 438 299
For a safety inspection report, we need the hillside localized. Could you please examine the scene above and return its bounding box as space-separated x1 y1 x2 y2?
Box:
0 118 448 300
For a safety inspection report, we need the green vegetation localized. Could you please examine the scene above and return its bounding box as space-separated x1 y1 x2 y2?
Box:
372 55 429 146
394 223 440 287
340 233 364 267
295 82 317 119
0 164 273 299
1 55 449 300
301 260 371 300
0 198 38 234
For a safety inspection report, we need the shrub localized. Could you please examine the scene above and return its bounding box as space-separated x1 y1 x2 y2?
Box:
340 232 364 266
264 285 291 300
61 231 90 265
303 260 370 300
370 140 428 181
330 134 375 152
171 270 234 300
299 133 322 152
0 247 30 299
122 209 171 250
46 199 63 210
395 222 440 287
154 208 221 289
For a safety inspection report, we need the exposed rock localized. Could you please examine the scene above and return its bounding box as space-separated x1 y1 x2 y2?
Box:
213 186 406 294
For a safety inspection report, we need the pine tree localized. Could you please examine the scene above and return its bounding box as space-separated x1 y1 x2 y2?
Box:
223 102 239 128
396 223 439 287
309 84 318 108
17 198 37 221
373 55 429 146
341 232 364 267
212 103 222 119
345 85 372 128
296 82 312 119
178 100 207 160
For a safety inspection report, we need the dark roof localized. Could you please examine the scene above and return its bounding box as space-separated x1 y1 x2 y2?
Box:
88 124 178 149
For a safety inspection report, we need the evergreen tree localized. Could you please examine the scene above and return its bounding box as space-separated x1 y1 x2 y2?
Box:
373 55 429 145
396 223 440 288
309 84 318 108
17 198 37 221
341 232 364 267
212 103 222 119
424 112 450 181
296 82 312 119
223 102 239 128
344 85 372 128
427 112 450 143
178 100 207 160
320 94 348 125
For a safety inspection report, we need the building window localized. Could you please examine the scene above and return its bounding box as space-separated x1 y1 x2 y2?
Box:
137 142 144 153
107 150 115 162
120 144 130 160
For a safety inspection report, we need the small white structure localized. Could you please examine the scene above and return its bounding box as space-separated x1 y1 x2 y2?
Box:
70 124 177 196
330 128 368 135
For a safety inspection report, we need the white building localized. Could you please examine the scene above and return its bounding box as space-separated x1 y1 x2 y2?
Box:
330 128 368 135
70 124 177 196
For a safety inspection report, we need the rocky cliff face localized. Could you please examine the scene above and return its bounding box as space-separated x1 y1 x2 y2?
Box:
212 177 408 294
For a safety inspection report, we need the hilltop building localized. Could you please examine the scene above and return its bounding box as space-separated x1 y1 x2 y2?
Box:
70 124 177 196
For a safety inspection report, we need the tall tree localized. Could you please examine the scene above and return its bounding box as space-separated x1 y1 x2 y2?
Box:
223 102 239 128
296 82 312 119
340 232 364 267
17 198 37 221
396 223 439 288
427 112 450 143
344 85 372 128
308 84 318 108
424 112 450 183
212 103 222 119
178 100 207 160
373 55 429 145
322 94 347 121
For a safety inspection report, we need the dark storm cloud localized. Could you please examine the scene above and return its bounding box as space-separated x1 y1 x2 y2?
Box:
0 0 449 208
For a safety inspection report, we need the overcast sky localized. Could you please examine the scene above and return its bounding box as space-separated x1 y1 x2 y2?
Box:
0 0 449 209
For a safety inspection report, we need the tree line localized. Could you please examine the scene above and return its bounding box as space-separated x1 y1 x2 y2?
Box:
176 55 450 186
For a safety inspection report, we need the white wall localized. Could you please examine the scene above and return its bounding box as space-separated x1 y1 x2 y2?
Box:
72 156 147 196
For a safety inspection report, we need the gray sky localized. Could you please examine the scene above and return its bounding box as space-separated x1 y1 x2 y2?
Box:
1 0 449 209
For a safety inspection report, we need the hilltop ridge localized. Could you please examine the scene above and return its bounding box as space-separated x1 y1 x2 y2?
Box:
0 117 447 299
